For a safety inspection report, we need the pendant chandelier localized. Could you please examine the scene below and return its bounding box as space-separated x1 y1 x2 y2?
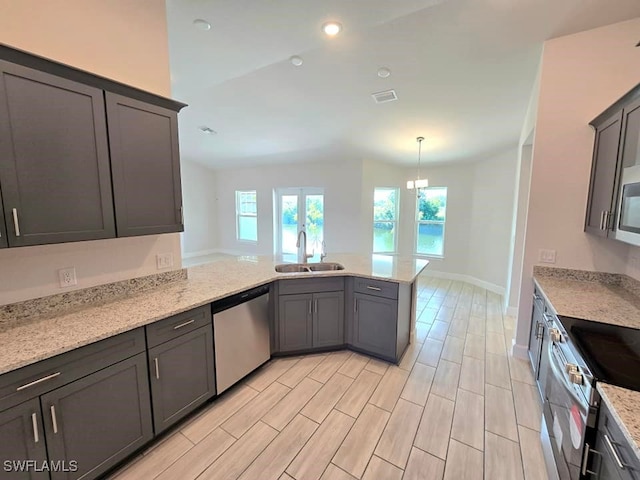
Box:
407 136 429 190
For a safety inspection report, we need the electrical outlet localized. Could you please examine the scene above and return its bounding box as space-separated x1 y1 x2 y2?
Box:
58 267 77 288
539 249 557 264
156 253 174 270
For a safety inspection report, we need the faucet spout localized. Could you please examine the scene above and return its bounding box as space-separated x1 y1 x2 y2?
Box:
296 230 313 263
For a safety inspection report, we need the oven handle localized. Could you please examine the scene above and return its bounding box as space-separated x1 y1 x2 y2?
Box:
548 340 588 411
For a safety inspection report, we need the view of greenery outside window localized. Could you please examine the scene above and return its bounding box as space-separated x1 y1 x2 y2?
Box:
373 188 399 253
236 190 257 241
416 187 447 256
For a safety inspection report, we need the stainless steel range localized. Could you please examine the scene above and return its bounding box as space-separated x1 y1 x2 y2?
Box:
540 313 640 480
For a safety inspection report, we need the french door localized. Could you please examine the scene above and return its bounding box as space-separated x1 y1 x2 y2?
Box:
276 188 324 263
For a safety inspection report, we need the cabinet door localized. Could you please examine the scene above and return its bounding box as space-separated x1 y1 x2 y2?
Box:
106 93 183 237
0 398 48 480
41 353 152 480
352 293 397 360
594 431 626 480
0 193 6 248
0 61 115 247
278 294 313 352
313 291 344 348
585 110 623 236
148 325 215 434
620 97 640 170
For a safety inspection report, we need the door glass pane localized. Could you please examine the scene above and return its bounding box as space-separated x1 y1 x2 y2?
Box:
306 195 324 260
281 195 298 259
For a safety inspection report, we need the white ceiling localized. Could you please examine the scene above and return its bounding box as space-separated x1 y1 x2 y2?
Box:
166 0 640 168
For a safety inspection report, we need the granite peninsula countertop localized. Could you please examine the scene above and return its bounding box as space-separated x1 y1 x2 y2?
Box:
597 383 640 461
0 254 428 376
533 267 640 330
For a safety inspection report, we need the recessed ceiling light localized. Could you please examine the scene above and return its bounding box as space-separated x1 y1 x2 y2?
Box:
290 55 304 67
199 126 216 135
377 67 391 78
322 21 342 37
193 19 211 31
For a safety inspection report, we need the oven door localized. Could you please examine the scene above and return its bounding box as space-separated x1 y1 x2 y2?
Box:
543 339 590 480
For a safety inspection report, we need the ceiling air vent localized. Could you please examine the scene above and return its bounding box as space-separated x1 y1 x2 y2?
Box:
372 89 398 104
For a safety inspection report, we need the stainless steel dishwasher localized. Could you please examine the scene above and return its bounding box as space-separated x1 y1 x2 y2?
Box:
212 284 271 394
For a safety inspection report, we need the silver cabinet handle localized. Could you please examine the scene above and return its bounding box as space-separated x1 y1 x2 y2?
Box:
154 358 160 380
12 208 20 236
180 206 184 224
605 211 611 230
314 299 318 313
354 299 358 313
604 434 625 470
50 405 58 434
366 286 382 291
308 300 312 315
31 413 39 443
173 319 195 330
536 322 544 340
16 372 61 391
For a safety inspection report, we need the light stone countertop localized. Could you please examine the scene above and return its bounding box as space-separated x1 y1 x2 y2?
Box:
533 274 640 330
0 254 428 376
597 383 640 461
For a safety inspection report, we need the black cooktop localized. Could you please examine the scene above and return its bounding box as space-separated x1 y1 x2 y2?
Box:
569 323 640 392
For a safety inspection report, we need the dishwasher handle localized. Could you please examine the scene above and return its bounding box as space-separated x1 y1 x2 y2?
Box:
212 285 270 314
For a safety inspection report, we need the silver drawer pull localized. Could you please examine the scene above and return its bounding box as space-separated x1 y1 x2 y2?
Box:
366 286 382 291
314 299 318 313
31 413 39 443
173 319 195 330
604 434 626 470
50 405 58 434
12 208 20 236
16 372 61 391
154 358 160 380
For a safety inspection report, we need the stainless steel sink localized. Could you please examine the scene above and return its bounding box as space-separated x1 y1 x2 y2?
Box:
274 262 344 273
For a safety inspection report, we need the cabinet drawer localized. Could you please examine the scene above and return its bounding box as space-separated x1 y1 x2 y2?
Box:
0 328 145 412
599 403 640 478
353 277 398 300
146 305 211 348
279 277 344 295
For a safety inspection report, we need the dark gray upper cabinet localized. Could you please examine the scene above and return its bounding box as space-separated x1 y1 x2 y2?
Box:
620 96 640 170
0 193 6 249
585 110 623 236
351 292 398 361
0 60 115 246
313 291 345 348
0 398 48 480
106 93 183 237
147 325 215 434
41 353 152 480
278 293 313 352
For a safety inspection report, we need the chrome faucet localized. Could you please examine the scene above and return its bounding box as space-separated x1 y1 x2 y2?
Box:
320 241 327 262
296 230 313 263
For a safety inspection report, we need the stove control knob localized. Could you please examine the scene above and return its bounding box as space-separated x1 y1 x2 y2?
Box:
569 371 583 385
565 363 578 374
550 328 562 343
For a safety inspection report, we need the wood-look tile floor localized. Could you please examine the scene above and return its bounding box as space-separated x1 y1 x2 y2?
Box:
109 276 548 480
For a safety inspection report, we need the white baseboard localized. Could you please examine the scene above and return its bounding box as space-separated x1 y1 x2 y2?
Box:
511 341 529 360
423 270 506 296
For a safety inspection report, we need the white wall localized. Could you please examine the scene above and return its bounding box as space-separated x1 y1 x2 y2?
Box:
514 17 640 357
468 147 518 292
181 160 219 257
215 159 363 256
0 0 181 306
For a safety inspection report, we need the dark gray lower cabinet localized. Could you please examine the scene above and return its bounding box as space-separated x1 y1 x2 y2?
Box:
351 293 397 361
40 353 152 480
528 291 544 379
593 402 640 480
278 294 313 352
313 292 345 348
148 325 215 434
0 398 48 480
0 195 6 248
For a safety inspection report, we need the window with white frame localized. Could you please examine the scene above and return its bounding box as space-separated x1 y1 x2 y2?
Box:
373 187 399 253
236 190 257 242
415 187 447 256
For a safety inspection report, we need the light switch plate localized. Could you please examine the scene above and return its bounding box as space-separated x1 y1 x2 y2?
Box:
58 267 77 287
156 253 174 269
539 249 557 264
